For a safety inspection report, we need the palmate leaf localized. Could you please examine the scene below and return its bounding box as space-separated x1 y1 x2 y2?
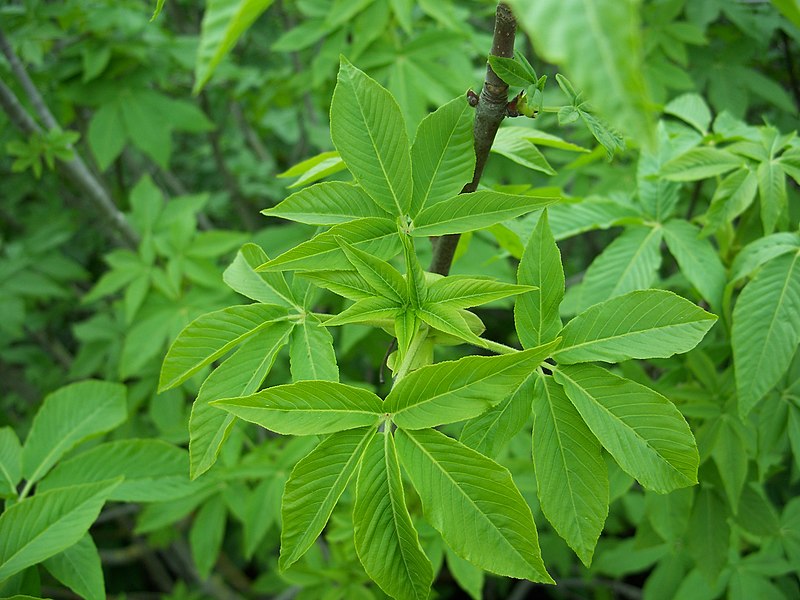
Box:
555 290 716 364
411 191 556 236
189 322 292 479
0 479 121 582
732 251 800 416
331 58 412 216
515 210 563 348
289 317 339 382
159 304 289 391
395 428 552 583
22 381 126 486
354 433 433 600
280 427 376 571
211 381 383 435
386 341 559 430
553 364 698 493
411 96 475 215
427 276 534 309
532 375 607 566
262 182 390 225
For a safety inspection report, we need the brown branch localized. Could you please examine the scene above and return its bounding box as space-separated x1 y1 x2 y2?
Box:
429 3 516 275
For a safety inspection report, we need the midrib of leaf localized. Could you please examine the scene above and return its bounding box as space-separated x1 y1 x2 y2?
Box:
0 462 15 491
418 109 466 209
403 431 531 565
555 369 691 482
301 321 320 380
611 227 659 296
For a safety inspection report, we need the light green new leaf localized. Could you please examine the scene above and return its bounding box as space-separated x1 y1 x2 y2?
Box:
211 381 382 435
412 191 556 236
387 341 558 429
757 159 787 235
402 235 427 306
427 276 534 309
702 167 758 235
571 226 663 313
732 251 800 416
637 123 681 221
299 270 375 300
323 297 401 327
331 58 412 216
460 373 536 458
223 244 297 307
159 303 288 391
190 322 292 479
257 217 401 271
0 479 121 582
354 433 433 600
338 239 407 303
554 364 698 493
194 0 275 92
42 535 104 600
661 147 744 181
491 128 556 176
515 210 563 348
290 316 339 382
509 0 654 145
38 440 192 503
445 547 484 600
664 93 712 135
262 182 390 225
278 151 347 189
488 55 537 87
22 381 126 486
411 96 475 215
395 428 553 582
280 427 376 571
0 428 21 497
533 375 607 566
663 220 726 310
416 303 485 348
555 290 716 364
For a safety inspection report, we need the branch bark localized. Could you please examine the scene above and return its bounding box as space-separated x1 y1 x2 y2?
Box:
428 2 516 275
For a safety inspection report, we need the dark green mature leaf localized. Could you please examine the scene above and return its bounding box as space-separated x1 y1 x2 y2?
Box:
732 251 800 416
395 429 552 582
0 428 22 497
757 159 787 235
555 290 716 364
280 427 376 571
386 341 559 429
663 220 726 310
0 479 121 582
22 381 126 486
354 433 433 600
412 191 556 236
159 304 288 391
289 316 339 382
331 59 412 216
687 487 729 581
262 182 389 225
427 277 534 309
211 381 383 435
189 493 226 579
515 210 563 348
42 535 104 600
411 97 475 215
554 365 698 493
729 232 800 284
533 375 607 566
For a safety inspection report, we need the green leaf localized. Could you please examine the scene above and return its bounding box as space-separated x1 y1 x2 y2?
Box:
189 493 226 579
570 226 663 313
664 93 712 134
87 102 125 171
427 276 534 309
395 428 552 582
663 220 726 310
289 316 339 382
194 0 276 92
262 182 390 225
702 167 758 235
323 297 401 327
150 0 167 20
729 232 800 283
280 427 376 571
757 159 787 235
637 123 681 221
661 147 744 181
711 417 748 514
772 0 800 29
331 58 412 216
22 381 126 486
299 270 375 301
223 244 297 307
548 196 639 240
509 0 654 144
553 364 698 493
412 191 556 236
460 374 535 458
38 440 192 503
354 433 433 600
278 151 347 189
190 322 292 479
415 303 485 348
258 217 401 272
387 341 558 429
445 547 484 600
687 487 729 581
338 239 407 303
515 210 563 348
488 55 537 87
533 375 607 567
120 92 171 168
411 96 475 214
0 479 121 582
0 428 21 497
402 235 427 307
159 304 288 391
732 251 800 416
211 381 383 435
491 128 556 176
555 290 716 364
42 535 104 600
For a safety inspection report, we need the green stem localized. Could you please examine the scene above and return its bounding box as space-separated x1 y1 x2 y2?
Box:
393 325 429 384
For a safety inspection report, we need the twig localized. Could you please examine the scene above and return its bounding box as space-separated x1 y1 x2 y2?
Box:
429 3 516 275
0 29 58 130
